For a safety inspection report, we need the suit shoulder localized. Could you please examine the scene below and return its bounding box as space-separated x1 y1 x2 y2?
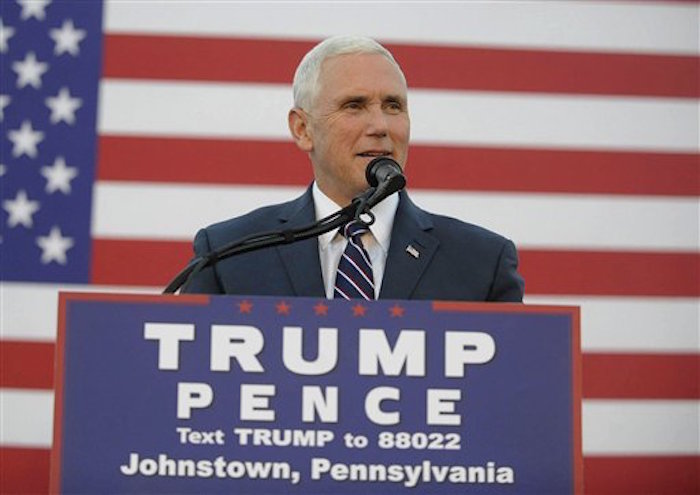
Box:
198 199 299 249
207 202 284 232
427 211 513 248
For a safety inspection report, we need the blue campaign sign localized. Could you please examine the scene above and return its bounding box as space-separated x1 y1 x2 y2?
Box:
51 293 582 494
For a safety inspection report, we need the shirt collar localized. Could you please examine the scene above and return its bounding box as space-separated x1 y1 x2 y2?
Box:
313 181 399 253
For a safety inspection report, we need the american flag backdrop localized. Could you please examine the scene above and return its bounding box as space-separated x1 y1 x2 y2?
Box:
1 0 698 493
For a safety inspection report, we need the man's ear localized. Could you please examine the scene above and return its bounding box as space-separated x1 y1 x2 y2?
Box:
288 108 313 152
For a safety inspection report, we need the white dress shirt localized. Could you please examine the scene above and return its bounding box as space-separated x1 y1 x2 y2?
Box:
313 182 399 299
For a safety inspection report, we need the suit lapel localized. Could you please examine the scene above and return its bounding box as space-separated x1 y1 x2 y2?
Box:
275 188 326 297
272 189 437 299
379 192 439 300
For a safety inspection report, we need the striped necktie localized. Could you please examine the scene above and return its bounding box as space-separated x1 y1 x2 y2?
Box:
333 221 375 300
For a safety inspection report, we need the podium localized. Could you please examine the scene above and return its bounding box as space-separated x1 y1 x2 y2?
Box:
50 292 582 494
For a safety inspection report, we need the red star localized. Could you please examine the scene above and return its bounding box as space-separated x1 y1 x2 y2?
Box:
352 304 367 317
237 300 253 314
314 303 329 316
276 301 291 315
389 304 405 317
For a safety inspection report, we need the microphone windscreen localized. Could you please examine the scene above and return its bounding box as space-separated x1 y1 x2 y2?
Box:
365 157 403 187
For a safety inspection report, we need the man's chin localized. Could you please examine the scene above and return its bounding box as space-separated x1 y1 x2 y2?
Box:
344 180 373 205
356 154 394 167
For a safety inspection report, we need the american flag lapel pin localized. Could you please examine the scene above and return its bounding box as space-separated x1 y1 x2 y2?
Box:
405 244 420 259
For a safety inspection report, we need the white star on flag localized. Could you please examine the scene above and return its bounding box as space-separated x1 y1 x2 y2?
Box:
45 87 82 124
3 189 40 228
0 18 16 53
41 156 78 194
17 0 52 21
49 18 86 56
8 120 44 158
36 226 74 265
0 164 6 177
12 51 49 89
0 94 10 122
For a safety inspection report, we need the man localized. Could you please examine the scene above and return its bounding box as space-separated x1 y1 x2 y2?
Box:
184 36 524 301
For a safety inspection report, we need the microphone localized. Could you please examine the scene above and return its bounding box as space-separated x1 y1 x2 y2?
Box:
366 156 405 188
364 157 406 209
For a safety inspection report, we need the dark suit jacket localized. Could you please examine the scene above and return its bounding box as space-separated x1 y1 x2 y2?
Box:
184 188 524 301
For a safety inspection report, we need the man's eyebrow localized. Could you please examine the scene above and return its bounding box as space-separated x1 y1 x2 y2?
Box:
384 94 407 104
336 94 406 105
337 95 368 105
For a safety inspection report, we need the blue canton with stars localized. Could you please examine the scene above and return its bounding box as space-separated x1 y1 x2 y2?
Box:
1 0 103 283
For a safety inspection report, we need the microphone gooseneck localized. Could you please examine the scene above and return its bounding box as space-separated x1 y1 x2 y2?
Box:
163 157 406 294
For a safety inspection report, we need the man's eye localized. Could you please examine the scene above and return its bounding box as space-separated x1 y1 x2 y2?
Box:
343 101 362 110
385 101 403 113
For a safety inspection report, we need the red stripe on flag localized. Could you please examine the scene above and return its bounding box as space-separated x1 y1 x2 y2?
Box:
409 146 700 197
102 34 699 97
90 239 193 287
0 341 55 389
97 136 312 186
97 136 700 196
0 447 50 495
102 35 312 85
91 239 700 297
391 44 699 98
583 353 700 399
584 456 700 495
520 250 700 297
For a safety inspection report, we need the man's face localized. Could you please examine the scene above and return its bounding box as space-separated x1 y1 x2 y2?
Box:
303 53 410 206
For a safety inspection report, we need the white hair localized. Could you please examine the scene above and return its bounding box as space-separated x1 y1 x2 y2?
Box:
292 35 407 110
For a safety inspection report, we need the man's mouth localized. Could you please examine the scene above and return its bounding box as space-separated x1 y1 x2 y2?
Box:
357 151 391 158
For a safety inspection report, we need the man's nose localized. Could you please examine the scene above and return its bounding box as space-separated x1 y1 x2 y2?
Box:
365 104 389 136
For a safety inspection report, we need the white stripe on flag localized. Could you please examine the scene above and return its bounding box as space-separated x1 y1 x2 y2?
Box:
92 182 700 251
0 283 160 341
92 183 304 241
524 295 700 353
0 389 54 448
98 80 700 152
582 400 700 455
104 1 699 55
